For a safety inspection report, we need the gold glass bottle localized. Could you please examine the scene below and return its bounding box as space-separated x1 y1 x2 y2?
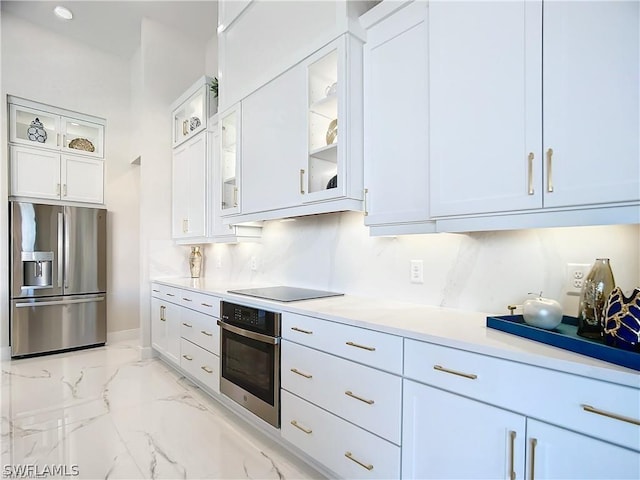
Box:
577 258 615 339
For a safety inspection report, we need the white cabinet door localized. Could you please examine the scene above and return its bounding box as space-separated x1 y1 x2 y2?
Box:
429 0 542 217
241 63 307 214
526 419 640 480
62 156 104 204
61 116 104 158
151 298 168 354
10 146 61 200
402 379 526 480
10 104 61 150
164 302 181 366
542 1 640 208
364 1 432 227
172 134 206 239
220 104 241 215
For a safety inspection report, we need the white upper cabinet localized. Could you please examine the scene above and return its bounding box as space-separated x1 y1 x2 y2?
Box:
10 99 104 158
429 0 542 217
240 63 307 215
171 76 216 148
429 0 639 225
542 1 639 208
172 134 207 240
362 1 434 235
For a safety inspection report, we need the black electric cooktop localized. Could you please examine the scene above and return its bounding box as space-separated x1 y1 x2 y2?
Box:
227 286 344 302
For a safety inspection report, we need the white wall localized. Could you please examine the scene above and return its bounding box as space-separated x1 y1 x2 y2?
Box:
0 13 139 346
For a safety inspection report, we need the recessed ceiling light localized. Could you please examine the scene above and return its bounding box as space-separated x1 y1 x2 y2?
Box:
54 5 73 20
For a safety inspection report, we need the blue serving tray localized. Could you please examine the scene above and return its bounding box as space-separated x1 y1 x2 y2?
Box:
486 315 640 372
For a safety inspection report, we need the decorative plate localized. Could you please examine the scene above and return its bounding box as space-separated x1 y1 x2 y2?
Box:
68 137 95 152
326 118 337 145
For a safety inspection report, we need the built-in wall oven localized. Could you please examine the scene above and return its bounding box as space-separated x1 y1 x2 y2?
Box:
218 301 281 428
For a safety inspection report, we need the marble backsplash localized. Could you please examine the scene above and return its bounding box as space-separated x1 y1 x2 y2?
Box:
154 212 640 316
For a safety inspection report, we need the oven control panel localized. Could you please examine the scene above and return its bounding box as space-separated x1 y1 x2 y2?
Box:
220 301 281 336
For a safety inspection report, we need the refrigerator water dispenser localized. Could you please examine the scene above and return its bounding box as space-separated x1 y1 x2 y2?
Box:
21 251 53 289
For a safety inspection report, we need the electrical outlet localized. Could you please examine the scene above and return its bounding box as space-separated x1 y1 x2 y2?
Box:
410 260 424 284
250 256 258 271
566 263 591 295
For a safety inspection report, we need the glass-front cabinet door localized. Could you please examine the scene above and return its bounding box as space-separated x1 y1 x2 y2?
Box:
10 104 61 150
172 84 208 148
304 34 363 205
61 117 104 158
220 104 241 215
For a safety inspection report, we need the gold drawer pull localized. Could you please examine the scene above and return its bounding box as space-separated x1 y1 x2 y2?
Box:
346 341 376 352
201 330 213 337
433 364 478 380
290 420 312 434
581 404 640 426
182 355 193 361
182 322 192 328
508 431 516 480
152 289 160 293
201 302 213 308
201 366 214 374
291 327 313 335
182 297 192 302
344 452 373 471
166 293 175 297
290 368 312 379
345 390 374 405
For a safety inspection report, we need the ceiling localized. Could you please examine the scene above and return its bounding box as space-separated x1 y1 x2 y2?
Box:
1 1 218 59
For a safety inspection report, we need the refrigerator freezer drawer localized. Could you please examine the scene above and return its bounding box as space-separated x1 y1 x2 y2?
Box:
11 295 106 357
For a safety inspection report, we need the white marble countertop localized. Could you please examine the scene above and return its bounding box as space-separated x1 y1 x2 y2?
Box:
152 277 640 389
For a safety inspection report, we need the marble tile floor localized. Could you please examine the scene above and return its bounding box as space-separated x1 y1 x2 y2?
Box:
1 339 324 479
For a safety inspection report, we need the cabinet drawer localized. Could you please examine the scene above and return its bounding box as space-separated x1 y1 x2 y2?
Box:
179 290 221 317
405 339 640 451
282 340 401 444
281 390 400 480
180 338 220 394
180 308 219 355
282 312 403 374
151 283 182 303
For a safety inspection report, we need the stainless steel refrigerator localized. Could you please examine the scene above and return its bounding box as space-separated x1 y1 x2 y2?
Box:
10 201 107 357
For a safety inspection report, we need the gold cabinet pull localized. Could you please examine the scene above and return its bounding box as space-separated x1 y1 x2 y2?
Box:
344 452 373 471
233 187 238 207
166 293 175 297
182 119 189 136
529 438 537 480
581 404 640 426
346 341 376 352
56 183 61 196
364 188 369 216
546 148 554 193
290 368 312 379
182 297 192 302
160 306 166 321
201 366 214 374
182 322 192 328
201 302 213 308
433 364 478 380
290 420 312 434
527 152 534 195
182 354 193 361
152 289 160 293
345 390 374 405
62 184 67 197
201 330 213 337
300 169 305 194
291 327 313 335
508 431 516 480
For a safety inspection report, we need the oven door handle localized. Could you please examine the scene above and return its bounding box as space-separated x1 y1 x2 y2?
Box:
217 320 280 345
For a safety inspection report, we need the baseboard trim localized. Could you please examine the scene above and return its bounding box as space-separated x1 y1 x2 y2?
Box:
138 346 154 360
1 346 10 361
107 328 139 344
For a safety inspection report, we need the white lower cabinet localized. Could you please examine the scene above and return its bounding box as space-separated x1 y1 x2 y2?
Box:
402 380 526 480
281 390 401 479
150 296 180 366
180 338 220 394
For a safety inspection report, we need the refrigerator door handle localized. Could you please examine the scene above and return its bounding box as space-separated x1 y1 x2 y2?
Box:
64 209 70 290
15 296 105 308
57 212 64 288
